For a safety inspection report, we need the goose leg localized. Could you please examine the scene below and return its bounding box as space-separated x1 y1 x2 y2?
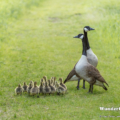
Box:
76 79 80 90
88 85 91 93
83 79 86 89
91 85 93 93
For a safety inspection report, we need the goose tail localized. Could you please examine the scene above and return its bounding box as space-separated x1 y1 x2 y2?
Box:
103 85 107 91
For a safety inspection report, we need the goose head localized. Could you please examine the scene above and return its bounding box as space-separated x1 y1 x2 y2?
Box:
73 34 84 40
84 26 95 32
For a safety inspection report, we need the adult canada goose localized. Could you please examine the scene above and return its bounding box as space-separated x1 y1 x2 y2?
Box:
22 82 28 92
77 26 98 89
64 26 98 90
73 33 108 93
15 84 23 95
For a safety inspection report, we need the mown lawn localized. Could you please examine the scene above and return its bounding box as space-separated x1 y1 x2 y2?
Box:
0 0 120 119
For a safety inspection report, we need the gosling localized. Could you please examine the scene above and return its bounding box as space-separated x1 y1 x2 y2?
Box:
22 82 28 92
56 81 66 95
48 79 56 94
59 78 67 92
15 84 23 95
30 82 39 97
43 82 51 96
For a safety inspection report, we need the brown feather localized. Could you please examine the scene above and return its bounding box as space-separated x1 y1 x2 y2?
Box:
87 65 109 87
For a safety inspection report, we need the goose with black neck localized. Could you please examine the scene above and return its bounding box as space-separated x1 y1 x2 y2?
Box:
74 33 109 93
76 26 98 90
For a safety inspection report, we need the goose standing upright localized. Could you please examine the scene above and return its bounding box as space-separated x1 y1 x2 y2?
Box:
76 26 98 89
64 26 97 90
74 33 108 93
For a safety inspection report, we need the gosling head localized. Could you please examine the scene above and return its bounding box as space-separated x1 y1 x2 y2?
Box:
43 76 47 81
56 82 59 88
84 26 95 32
18 84 21 87
41 78 44 82
23 82 27 85
59 78 63 83
29 83 32 87
34 82 37 87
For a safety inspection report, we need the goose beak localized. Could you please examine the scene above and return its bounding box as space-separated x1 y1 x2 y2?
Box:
90 27 95 30
73 35 78 38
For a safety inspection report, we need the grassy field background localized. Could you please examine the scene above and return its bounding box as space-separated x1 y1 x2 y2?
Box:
0 0 120 119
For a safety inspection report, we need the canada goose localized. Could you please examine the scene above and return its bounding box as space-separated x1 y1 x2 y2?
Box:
43 81 51 95
30 82 39 97
39 79 44 95
64 26 97 90
74 33 109 93
48 79 56 94
22 82 28 92
27 82 33 95
78 26 98 89
59 78 67 91
56 81 66 95
15 84 23 95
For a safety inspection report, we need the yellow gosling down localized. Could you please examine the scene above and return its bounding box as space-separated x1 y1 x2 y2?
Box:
15 84 23 95
30 82 39 97
22 82 28 93
43 81 51 96
43 76 47 83
56 81 66 95
48 79 56 94
53 77 56 88
41 78 45 86
59 78 67 92
27 82 33 95
39 79 44 95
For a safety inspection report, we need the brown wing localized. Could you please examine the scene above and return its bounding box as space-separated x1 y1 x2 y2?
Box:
64 68 76 83
64 62 80 84
87 65 109 87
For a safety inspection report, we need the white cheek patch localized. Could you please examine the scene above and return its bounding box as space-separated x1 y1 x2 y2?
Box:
84 28 89 32
80 35 84 39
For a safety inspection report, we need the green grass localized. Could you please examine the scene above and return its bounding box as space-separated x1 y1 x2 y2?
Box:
0 0 120 119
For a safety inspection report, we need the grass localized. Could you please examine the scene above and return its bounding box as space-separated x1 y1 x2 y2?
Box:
0 0 120 119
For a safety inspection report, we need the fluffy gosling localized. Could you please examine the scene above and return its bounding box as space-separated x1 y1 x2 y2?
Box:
59 78 67 92
56 81 66 95
30 82 39 97
48 79 56 94
43 82 51 96
15 84 23 95
22 82 28 92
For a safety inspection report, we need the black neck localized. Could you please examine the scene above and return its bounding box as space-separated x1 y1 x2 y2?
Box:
82 38 87 56
84 31 90 50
